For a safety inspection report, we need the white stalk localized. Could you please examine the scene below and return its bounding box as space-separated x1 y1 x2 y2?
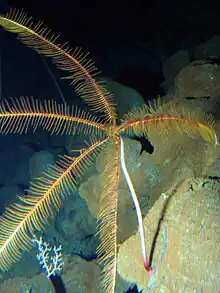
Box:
120 136 151 273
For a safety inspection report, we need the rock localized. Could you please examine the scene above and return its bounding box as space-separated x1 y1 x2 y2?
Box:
174 60 220 102
56 194 98 258
29 150 55 180
12 144 34 186
0 184 23 214
0 252 132 293
163 50 190 86
194 35 220 60
0 255 100 293
102 78 146 118
117 179 220 292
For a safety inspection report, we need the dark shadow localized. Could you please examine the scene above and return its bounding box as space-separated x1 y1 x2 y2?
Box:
148 185 177 267
49 275 67 293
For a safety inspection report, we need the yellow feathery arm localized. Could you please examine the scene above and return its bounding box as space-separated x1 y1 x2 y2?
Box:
0 96 106 136
119 98 218 145
0 9 117 123
0 137 108 271
97 137 120 293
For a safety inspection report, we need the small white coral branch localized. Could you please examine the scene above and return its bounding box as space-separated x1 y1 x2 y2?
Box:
32 235 64 278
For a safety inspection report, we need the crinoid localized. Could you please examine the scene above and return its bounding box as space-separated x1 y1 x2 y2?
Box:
0 9 218 293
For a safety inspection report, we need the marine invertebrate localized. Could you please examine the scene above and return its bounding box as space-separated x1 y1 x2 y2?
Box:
0 9 217 293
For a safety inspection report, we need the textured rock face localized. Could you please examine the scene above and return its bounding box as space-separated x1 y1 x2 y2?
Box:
100 78 146 118
175 60 220 99
0 255 101 293
117 179 220 292
162 50 190 86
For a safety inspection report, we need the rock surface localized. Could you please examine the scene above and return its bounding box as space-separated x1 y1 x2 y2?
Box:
117 178 220 292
